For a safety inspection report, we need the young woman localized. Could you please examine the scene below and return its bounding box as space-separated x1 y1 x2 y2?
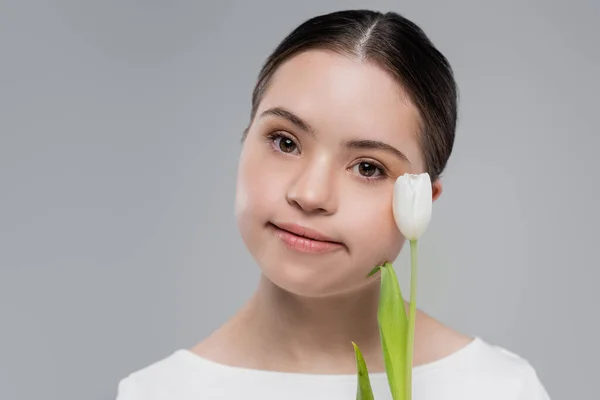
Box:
116 9 551 400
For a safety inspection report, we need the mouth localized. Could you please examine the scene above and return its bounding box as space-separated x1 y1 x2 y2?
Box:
268 222 345 254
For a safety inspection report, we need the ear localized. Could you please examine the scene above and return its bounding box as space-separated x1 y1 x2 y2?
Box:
432 178 443 202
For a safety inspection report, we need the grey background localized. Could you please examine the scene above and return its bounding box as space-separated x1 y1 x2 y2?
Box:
1 0 598 399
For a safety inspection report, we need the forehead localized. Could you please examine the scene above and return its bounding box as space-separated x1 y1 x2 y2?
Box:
257 50 423 166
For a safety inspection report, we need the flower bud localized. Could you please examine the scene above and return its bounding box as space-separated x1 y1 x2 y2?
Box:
392 173 433 240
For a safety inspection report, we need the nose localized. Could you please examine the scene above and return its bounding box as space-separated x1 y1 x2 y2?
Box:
285 159 338 215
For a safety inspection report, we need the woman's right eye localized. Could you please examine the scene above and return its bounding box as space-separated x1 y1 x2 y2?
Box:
270 133 300 155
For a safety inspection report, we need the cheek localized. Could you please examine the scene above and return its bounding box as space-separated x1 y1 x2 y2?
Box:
343 186 404 261
235 144 285 224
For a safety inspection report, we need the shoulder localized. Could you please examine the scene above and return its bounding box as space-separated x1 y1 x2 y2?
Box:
472 339 550 399
447 337 551 399
115 350 205 400
417 314 551 399
413 310 477 366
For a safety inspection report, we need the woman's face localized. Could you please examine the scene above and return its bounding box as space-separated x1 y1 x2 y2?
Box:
235 49 440 298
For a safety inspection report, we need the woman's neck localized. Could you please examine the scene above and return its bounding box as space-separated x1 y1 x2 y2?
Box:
204 274 408 374
192 275 472 375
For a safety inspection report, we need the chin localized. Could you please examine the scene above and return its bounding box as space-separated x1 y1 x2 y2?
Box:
261 260 376 299
263 260 337 297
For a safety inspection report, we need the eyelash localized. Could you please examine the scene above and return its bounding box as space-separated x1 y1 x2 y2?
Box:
265 131 390 183
265 131 301 155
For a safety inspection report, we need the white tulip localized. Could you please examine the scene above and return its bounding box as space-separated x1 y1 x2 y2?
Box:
392 172 433 241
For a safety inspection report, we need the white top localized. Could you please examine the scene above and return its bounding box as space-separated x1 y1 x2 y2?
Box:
115 336 551 400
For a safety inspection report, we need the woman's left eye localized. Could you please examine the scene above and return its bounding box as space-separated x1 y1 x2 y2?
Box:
352 161 386 180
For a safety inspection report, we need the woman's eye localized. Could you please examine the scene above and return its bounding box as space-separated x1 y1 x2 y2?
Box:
273 135 299 154
353 161 384 179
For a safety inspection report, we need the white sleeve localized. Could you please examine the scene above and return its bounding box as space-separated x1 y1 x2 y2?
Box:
517 363 551 400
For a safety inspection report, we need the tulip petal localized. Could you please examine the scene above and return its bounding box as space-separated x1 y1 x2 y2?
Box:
393 173 432 240
353 342 375 400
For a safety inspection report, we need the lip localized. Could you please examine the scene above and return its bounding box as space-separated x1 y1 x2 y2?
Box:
269 222 345 254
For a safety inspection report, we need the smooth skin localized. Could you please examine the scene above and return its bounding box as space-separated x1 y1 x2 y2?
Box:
192 50 473 374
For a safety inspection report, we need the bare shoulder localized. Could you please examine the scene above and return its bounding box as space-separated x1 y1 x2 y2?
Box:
414 309 475 366
189 328 227 360
188 321 246 366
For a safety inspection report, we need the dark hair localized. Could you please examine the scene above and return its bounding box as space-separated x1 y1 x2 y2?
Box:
245 9 458 182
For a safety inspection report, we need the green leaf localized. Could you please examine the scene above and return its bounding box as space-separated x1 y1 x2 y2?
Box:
352 342 375 400
367 265 381 277
378 262 409 400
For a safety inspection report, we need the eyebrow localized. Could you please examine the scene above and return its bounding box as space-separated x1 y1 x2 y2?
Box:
259 106 411 165
345 139 411 165
260 107 316 136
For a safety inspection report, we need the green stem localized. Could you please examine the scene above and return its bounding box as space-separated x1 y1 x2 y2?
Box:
406 239 418 400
